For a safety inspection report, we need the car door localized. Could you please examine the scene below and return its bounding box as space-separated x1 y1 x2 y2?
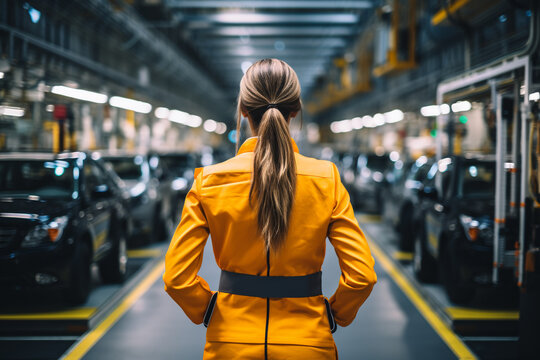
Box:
83 160 113 259
425 159 454 259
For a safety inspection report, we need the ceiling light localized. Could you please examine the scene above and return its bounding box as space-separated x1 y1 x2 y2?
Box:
154 107 170 119
529 92 540 101
109 96 151 114
215 122 227 134
351 117 363 129
373 113 385 126
384 109 404 123
421 104 449 117
0 72 4 79
0 106 25 117
362 115 375 128
451 101 471 113
203 119 217 132
51 85 107 104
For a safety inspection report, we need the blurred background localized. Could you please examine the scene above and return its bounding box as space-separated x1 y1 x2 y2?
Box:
1 1 540 359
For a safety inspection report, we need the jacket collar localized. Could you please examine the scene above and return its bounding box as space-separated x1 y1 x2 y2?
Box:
237 136 299 155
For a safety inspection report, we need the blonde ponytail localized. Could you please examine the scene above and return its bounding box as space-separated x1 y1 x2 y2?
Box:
237 59 301 251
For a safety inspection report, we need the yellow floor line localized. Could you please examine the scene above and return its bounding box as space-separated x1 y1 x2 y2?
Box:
446 307 519 320
367 237 477 360
0 307 96 320
60 260 164 360
127 248 162 258
392 251 414 261
356 214 382 223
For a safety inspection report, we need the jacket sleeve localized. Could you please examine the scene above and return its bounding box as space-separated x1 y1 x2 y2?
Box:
163 169 212 324
327 163 377 327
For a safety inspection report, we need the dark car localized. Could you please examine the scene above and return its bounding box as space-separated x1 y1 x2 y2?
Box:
0 152 129 304
101 152 174 245
384 156 433 251
352 153 392 213
412 155 516 303
154 152 197 222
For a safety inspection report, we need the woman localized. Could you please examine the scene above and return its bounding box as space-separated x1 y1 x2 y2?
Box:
163 58 377 359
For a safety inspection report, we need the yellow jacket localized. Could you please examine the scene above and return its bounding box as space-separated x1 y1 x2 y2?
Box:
163 137 377 347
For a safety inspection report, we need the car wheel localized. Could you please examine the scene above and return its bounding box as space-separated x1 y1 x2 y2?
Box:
64 242 91 305
413 229 437 283
100 234 128 284
441 240 475 304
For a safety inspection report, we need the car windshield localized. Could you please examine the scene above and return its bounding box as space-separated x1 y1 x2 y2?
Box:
460 161 495 198
359 154 390 172
160 155 195 177
0 159 76 200
106 157 143 180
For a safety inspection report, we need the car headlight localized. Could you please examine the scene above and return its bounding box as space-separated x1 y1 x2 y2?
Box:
459 215 493 243
22 216 69 247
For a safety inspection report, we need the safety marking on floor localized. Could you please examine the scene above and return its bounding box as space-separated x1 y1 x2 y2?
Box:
356 214 382 223
127 248 163 258
392 251 414 261
366 235 478 360
59 260 165 360
0 307 96 320
445 307 519 321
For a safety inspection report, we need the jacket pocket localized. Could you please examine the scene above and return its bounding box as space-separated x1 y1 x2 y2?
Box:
203 292 218 328
324 297 337 334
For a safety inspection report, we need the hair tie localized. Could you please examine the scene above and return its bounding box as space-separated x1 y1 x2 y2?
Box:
266 103 278 110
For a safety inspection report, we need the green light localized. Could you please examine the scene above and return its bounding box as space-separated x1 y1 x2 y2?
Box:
459 115 468 124
430 129 437 137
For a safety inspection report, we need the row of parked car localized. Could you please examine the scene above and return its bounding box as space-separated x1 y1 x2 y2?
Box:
335 150 515 304
0 150 197 304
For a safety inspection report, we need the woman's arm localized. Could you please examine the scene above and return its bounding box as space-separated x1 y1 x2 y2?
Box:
163 170 213 324
327 163 377 327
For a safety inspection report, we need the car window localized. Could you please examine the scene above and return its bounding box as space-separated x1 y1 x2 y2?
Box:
460 162 495 198
84 162 109 200
0 160 75 200
106 157 143 180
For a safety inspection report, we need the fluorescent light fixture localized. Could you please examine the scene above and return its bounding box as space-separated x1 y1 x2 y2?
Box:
187 115 202 128
420 104 449 117
420 105 440 117
168 110 202 128
362 115 375 128
154 107 170 119
373 113 385 127
210 13 358 24
51 85 107 104
215 122 227 134
0 72 4 79
0 106 25 117
203 119 217 132
440 104 450 114
529 92 540 101
384 109 404 123
351 117 363 129
330 119 353 133
109 96 151 114
451 101 471 113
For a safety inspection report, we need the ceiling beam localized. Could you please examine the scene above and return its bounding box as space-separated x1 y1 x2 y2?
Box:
165 1 374 10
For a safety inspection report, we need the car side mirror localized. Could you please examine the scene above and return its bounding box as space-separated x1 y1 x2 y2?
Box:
419 185 438 200
92 184 111 199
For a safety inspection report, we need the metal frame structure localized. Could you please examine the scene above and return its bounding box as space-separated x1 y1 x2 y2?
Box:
435 55 531 285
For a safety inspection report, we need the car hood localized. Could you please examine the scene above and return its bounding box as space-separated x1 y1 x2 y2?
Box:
0 198 76 222
458 197 494 217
